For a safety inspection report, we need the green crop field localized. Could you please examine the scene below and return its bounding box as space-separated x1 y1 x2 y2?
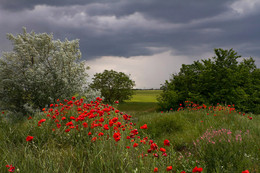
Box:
118 90 162 114
126 90 162 103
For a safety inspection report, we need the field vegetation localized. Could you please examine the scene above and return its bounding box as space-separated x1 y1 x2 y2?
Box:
0 91 259 173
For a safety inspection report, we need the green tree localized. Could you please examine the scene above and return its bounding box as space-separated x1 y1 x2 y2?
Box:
158 48 260 113
0 28 89 115
90 70 135 104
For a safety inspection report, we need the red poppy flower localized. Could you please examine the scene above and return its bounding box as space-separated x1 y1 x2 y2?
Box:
102 108 111 112
150 143 158 150
162 153 167 157
140 124 148 129
103 124 109 130
242 170 250 173
66 121 74 126
160 148 166 152
6 165 15 172
99 117 104 122
133 143 138 147
67 101 73 105
109 120 114 127
83 122 88 128
166 166 172 171
113 132 121 142
38 119 46 126
96 97 102 101
112 117 118 123
164 139 170 146
98 132 104 136
26 136 34 141
65 129 70 133
154 167 158 172
181 171 186 173
70 116 75 120
192 166 203 172
91 137 97 142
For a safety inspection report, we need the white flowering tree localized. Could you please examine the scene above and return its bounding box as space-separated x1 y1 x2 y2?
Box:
0 28 89 114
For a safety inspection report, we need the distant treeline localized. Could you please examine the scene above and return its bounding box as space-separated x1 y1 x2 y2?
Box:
158 48 260 114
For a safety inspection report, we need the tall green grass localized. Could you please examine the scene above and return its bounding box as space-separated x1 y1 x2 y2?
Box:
136 107 260 172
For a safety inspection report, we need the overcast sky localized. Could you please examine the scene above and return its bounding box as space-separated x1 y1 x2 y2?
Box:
1 0 260 88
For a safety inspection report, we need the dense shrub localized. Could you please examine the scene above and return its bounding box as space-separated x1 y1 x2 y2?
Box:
158 48 260 114
90 69 135 104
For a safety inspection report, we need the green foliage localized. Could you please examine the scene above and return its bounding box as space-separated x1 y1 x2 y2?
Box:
158 48 260 113
0 28 89 115
90 69 135 104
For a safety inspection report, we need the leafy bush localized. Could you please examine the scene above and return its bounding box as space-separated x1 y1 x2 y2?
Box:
158 48 260 114
90 69 135 104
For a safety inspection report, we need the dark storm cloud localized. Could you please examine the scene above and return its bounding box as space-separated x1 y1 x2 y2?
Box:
112 0 233 23
0 0 115 11
0 0 260 67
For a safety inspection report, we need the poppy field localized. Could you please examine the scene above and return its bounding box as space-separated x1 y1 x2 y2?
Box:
0 93 259 172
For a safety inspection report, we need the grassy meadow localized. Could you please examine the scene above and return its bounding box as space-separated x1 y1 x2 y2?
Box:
118 90 162 114
0 90 259 173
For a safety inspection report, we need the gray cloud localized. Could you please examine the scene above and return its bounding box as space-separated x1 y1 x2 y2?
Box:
0 0 259 69
0 0 115 11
